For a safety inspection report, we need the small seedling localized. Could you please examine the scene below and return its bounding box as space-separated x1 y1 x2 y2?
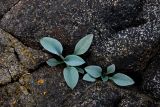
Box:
83 65 102 82
40 34 135 89
102 64 135 86
83 64 134 86
40 34 93 89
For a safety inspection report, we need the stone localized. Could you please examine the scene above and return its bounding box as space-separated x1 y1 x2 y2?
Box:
119 93 155 107
31 66 86 107
104 0 146 32
0 67 11 85
0 0 159 72
0 0 146 49
91 20 160 70
0 82 36 107
0 64 157 106
0 0 160 106
0 0 19 18
90 0 160 70
142 52 160 99
0 28 50 85
30 66 156 107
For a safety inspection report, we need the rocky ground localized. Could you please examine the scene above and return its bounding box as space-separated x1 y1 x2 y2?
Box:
0 0 160 107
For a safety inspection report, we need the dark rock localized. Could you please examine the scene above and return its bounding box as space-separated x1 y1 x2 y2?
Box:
0 0 19 18
0 0 111 49
92 20 160 70
0 67 11 85
91 0 160 70
0 0 160 106
104 0 146 32
30 66 154 107
0 64 156 106
142 52 160 99
119 93 155 107
0 82 36 107
0 28 50 85
0 0 146 49
0 0 159 72
31 66 90 107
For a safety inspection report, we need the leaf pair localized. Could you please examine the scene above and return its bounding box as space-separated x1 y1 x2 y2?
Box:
40 34 93 56
46 55 85 67
83 66 102 82
103 64 134 86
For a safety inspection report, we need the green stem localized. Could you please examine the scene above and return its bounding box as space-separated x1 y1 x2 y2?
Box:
59 55 65 60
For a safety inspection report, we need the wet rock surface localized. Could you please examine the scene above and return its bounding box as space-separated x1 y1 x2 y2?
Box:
0 0 160 106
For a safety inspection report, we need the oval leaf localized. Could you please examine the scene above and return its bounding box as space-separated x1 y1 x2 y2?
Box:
40 37 63 55
63 67 79 89
85 65 102 78
110 73 135 86
46 58 62 67
74 34 93 55
64 55 85 66
76 67 85 74
107 64 115 74
83 74 96 82
101 76 109 82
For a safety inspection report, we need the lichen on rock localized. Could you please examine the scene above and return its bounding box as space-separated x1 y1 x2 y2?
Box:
0 28 50 85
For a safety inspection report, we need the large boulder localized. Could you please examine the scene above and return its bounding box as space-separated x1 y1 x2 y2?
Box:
0 0 145 48
0 0 159 71
0 0 160 106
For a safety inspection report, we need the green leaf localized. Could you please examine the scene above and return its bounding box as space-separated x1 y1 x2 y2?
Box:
40 37 63 55
83 74 96 82
85 65 102 78
64 55 85 66
101 76 109 82
74 34 93 55
76 67 85 74
63 67 79 89
110 73 135 86
46 58 62 67
107 64 115 74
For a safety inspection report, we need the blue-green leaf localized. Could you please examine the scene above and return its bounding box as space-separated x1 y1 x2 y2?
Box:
40 37 63 55
63 67 79 89
83 74 96 82
64 55 85 66
101 76 109 82
74 34 93 55
107 64 115 74
46 58 62 67
110 73 134 86
85 65 102 78
76 67 85 74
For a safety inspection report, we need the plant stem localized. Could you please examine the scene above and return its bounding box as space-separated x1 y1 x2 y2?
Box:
60 55 65 60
